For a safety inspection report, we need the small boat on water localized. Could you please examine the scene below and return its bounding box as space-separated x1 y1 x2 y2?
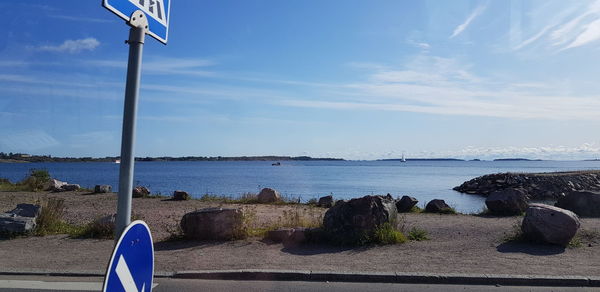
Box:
272 162 281 166
401 153 406 163
115 159 121 164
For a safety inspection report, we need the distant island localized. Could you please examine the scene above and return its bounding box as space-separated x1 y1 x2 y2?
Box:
0 152 344 163
493 158 543 161
378 158 465 161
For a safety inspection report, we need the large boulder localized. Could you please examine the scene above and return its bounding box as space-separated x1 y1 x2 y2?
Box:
132 186 150 198
317 195 334 208
555 190 600 217
257 188 281 203
0 204 41 234
485 188 529 215
323 194 397 241
180 208 244 240
521 203 580 246
94 185 112 193
173 190 191 201
44 179 67 191
396 195 418 212
425 199 453 213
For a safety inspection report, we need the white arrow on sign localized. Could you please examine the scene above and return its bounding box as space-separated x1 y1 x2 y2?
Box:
116 255 146 292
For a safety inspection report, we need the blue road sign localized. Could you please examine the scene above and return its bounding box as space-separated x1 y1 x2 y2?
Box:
103 221 154 292
103 0 171 44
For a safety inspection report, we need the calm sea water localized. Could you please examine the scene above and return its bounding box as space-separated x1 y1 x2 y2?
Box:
1 160 600 213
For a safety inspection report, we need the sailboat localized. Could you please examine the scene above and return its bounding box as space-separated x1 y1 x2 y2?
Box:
401 152 406 163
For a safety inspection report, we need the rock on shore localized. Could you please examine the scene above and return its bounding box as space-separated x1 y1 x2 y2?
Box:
454 171 600 200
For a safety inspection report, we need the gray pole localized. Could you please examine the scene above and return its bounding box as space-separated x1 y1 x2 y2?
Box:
115 11 148 239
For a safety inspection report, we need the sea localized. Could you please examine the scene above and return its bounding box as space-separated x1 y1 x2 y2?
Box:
1 160 600 214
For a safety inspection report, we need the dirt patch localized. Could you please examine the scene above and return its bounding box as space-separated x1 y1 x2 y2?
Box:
1 191 600 276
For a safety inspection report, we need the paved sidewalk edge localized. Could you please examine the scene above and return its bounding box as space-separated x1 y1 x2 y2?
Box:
173 270 600 287
1 270 597 287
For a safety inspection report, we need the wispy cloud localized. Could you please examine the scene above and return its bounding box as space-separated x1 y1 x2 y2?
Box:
275 55 600 120
513 0 600 51
48 15 114 23
450 5 487 38
37 38 100 53
86 57 216 76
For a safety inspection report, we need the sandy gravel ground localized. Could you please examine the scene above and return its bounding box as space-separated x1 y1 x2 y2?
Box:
1 191 599 277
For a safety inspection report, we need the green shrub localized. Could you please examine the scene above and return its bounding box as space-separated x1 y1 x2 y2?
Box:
35 198 82 236
407 227 429 241
372 222 407 244
76 217 115 239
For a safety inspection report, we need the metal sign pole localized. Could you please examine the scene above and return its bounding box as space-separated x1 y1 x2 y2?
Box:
115 11 148 239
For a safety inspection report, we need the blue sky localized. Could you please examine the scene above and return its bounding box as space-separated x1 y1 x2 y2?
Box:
2 0 600 160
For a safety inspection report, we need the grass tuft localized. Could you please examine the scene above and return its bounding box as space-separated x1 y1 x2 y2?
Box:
372 222 407 245
407 227 429 241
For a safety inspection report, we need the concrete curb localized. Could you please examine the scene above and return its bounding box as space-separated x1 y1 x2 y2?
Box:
1 269 598 287
173 270 599 287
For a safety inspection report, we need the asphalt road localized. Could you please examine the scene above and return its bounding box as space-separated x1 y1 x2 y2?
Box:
0 276 597 292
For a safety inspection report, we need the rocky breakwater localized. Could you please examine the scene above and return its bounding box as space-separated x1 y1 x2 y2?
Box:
453 171 600 200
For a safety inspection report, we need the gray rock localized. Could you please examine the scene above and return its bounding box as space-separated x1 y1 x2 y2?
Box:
265 228 294 243
180 208 244 240
522 203 580 246
9 204 41 218
0 214 36 234
485 188 529 215
425 199 452 213
257 188 281 203
396 196 418 212
94 185 112 193
59 184 80 192
44 179 67 191
173 190 191 201
555 190 600 217
283 228 308 248
317 195 334 208
132 186 150 198
0 204 41 234
323 194 397 241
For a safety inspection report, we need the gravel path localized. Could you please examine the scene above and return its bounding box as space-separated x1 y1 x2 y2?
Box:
1 191 599 276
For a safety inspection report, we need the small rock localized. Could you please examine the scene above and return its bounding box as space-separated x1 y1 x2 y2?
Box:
425 199 453 213
44 179 67 191
521 203 580 246
283 228 308 248
132 186 150 198
0 204 41 234
257 188 281 203
60 184 80 192
317 195 334 208
180 208 244 240
266 228 294 243
173 190 191 201
94 185 112 193
396 195 418 212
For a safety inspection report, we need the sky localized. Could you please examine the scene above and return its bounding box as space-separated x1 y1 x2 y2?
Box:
2 0 600 160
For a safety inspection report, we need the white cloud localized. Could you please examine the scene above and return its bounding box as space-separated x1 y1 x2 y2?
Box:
275 55 600 121
450 5 486 38
38 38 100 53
